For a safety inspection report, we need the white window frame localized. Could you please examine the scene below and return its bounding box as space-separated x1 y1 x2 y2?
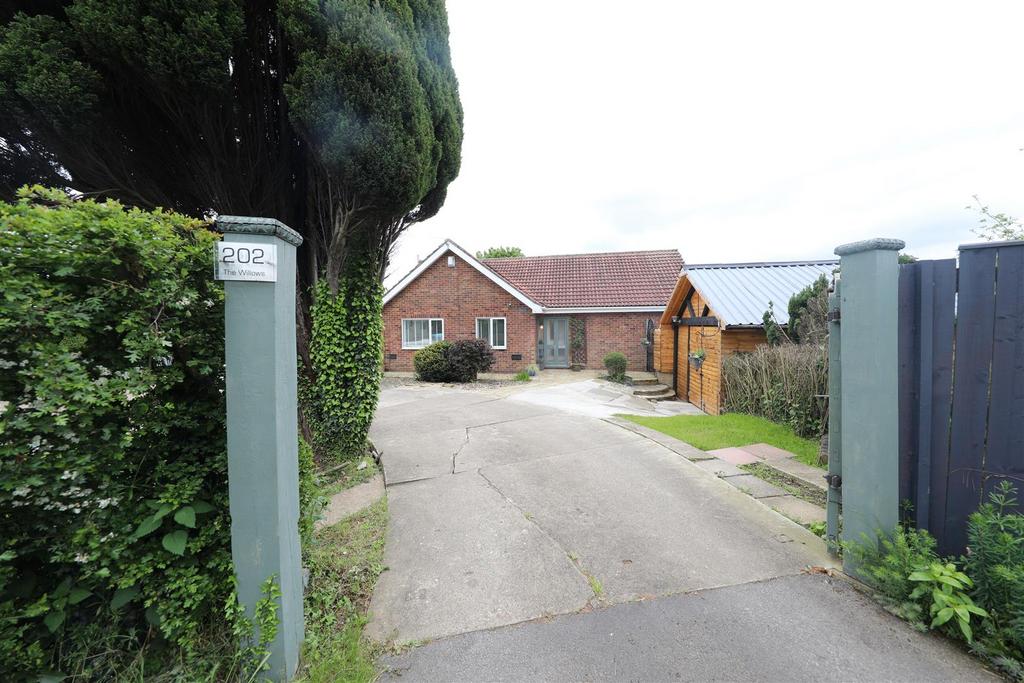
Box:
402 318 444 349
475 317 507 350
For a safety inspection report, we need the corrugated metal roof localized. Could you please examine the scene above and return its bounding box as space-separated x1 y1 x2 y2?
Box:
684 260 838 327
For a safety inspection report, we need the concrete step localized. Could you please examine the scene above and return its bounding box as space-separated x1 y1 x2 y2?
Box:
631 378 660 386
633 384 671 397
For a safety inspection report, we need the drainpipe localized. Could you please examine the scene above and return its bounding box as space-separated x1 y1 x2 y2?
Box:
686 325 692 400
671 317 680 397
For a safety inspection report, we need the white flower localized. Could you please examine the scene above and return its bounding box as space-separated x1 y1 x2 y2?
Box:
12 486 30 497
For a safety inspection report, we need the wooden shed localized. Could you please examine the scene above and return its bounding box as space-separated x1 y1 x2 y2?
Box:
653 260 838 414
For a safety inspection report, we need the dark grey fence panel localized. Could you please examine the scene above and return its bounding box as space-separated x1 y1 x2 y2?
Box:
921 260 957 540
898 263 920 510
983 244 1024 504
898 259 957 543
946 247 998 554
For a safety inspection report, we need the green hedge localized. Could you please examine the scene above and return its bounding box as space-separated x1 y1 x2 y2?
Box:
0 188 246 678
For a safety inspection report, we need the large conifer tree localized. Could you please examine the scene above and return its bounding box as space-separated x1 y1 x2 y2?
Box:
0 0 463 455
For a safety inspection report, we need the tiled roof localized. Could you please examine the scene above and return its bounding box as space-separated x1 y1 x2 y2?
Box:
684 260 839 327
482 249 683 308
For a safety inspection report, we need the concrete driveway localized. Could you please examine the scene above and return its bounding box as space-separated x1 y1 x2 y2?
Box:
367 381 992 680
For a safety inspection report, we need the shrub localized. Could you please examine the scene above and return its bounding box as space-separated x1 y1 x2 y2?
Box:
722 343 827 440
414 340 453 382
603 352 627 380
965 481 1024 657
306 256 384 464
414 339 493 383
446 338 494 382
0 188 254 677
514 370 531 382
845 525 940 623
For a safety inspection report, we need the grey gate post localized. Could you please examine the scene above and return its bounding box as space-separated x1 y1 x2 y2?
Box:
825 277 842 556
215 216 304 680
834 238 904 576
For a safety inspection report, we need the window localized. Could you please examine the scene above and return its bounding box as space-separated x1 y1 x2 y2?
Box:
402 318 443 349
476 317 507 349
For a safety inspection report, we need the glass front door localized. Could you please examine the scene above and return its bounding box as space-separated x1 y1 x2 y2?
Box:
541 317 569 368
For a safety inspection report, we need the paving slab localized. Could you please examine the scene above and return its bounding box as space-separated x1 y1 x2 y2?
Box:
365 471 592 643
693 457 747 477
479 440 831 604
380 573 996 682
316 474 385 528
724 473 788 499
761 495 827 525
740 442 798 461
706 446 761 465
372 396 549 435
768 456 829 491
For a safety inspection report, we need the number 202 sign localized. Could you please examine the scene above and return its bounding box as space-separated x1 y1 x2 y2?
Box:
215 242 278 282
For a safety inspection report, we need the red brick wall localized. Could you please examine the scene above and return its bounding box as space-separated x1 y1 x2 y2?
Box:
383 250 537 373
573 312 658 372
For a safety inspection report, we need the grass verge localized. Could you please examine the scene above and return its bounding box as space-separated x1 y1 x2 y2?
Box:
320 457 380 499
297 497 388 682
621 413 822 468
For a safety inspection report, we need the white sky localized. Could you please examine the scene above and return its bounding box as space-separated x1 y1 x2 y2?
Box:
385 1 1024 286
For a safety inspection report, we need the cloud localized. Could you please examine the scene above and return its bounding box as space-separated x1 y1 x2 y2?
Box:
385 0 1024 286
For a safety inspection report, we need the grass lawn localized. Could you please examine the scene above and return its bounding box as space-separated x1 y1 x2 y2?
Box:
622 413 823 467
297 497 388 682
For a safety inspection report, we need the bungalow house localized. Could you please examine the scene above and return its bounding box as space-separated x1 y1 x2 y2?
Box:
653 259 838 414
383 240 683 374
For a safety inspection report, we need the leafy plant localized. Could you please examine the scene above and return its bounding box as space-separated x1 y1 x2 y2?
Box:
306 262 384 464
476 246 524 259
908 562 988 641
603 352 627 381
690 348 707 361
514 370 531 382
844 525 941 623
965 481 1024 657
0 188 260 677
445 338 495 382
413 339 493 383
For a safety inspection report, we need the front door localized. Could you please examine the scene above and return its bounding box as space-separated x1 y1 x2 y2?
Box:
541 317 569 368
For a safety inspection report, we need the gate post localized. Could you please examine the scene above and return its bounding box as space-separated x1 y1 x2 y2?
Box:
215 216 304 680
825 277 842 556
834 238 904 575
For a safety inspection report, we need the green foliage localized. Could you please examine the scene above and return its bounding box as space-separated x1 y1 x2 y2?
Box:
306 264 384 465
0 188 263 677
603 352 627 380
722 344 828 440
898 253 918 264
514 370 531 382
965 481 1024 658
908 562 987 642
413 339 494 383
476 246 524 259
844 526 941 622
298 438 325 549
762 302 786 347
970 195 1023 242
786 275 828 345
0 2 463 275
299 498 388 682
413 340 453 382
280 0 463 229
446 339 495 382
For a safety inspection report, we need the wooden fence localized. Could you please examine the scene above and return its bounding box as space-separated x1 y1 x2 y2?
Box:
898 241 1024 555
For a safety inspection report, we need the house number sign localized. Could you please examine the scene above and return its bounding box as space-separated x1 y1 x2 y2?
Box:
215 242 277 282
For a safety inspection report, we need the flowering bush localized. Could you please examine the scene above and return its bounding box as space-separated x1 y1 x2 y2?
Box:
0 188 238 677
